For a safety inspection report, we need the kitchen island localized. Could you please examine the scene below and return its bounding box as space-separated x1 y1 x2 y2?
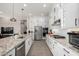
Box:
0 34 33 56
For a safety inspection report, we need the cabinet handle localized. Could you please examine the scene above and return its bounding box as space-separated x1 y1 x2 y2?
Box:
63 48 70 54
17 44 24 50
64 54 66 56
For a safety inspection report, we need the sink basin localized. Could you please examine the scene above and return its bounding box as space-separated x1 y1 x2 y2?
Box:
17 36 24 39
52 35 65 39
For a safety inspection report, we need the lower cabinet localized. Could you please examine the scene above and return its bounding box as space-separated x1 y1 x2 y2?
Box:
46 35 78 56
63 48 71 56
4 35 34 56
5 49 15 56
25 36 33 55
63 47 77 56
46 35 54 54
53 41 64 56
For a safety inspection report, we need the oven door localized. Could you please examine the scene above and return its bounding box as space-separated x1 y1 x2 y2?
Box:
69 35 79 47
15 42 25 56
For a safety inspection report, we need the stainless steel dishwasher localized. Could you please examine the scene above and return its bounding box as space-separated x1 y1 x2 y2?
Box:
15 41 25 56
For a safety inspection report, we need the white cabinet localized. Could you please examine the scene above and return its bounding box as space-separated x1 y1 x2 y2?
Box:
63 48 71 56
61 4 79 28
46 35 62 55
25 38 29 55
53 41 64 56
5 49 15 56
25 36 33 55
46 35 78 56
46 35 54 54
63 47 78 56
49 4 79 29
46 35 51 49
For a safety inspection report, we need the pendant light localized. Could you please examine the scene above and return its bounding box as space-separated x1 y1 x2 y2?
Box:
21 8 24 24
10 3 16 22
21 8 24 20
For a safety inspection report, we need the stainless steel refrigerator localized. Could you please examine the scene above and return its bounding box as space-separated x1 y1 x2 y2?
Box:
34 26 43 40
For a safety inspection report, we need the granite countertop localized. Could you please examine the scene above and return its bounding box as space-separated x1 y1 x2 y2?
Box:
55 38 79 55
0 34 32 56
48 35 79 55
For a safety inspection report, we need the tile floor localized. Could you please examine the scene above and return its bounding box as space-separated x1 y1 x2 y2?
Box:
27 40 53 56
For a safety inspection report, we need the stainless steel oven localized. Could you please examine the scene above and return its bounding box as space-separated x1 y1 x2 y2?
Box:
15 41 25 56
69 34 79 47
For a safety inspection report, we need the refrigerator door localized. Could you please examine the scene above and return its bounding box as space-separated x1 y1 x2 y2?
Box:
34 26 42 40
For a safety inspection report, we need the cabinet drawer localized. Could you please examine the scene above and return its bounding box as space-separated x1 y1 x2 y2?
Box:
63 48 71 56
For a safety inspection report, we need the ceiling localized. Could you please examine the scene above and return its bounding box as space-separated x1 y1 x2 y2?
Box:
0 3 53 19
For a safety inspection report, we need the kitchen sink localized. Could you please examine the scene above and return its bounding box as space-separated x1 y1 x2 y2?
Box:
52 35 65 39
17 36 24 39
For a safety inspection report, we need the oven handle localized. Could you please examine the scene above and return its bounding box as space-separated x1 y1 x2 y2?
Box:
17 44 24 50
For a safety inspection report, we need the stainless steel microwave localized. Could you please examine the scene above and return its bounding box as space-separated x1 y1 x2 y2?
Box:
68 33 79 47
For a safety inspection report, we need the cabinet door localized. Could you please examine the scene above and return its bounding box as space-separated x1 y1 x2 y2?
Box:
63 48 77 56
62 4 77 28
25 39 29 55
53 41 64 56
63 48 71 56
53 43 58 56
30 37 33 46
28 37 33 48
25 37 33 55
46 35 55 54
48 38 53 52
50 39 55 54
46 36 50 47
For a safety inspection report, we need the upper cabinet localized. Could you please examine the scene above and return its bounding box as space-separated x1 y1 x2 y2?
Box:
48 3 63 29
63 3 79 28
49 3 79 29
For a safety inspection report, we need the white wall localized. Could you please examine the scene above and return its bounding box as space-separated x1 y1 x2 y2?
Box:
0 15 21 34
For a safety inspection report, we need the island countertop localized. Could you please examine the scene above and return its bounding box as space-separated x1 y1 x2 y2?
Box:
0 34 32 56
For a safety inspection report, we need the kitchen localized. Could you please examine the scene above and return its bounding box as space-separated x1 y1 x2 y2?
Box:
0 3 79 56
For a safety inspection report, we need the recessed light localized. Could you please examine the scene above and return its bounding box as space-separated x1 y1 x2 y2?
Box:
24 4 27 7
43 4 47 8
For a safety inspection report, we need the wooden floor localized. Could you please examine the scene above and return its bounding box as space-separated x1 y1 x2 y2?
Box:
27 40 53 56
